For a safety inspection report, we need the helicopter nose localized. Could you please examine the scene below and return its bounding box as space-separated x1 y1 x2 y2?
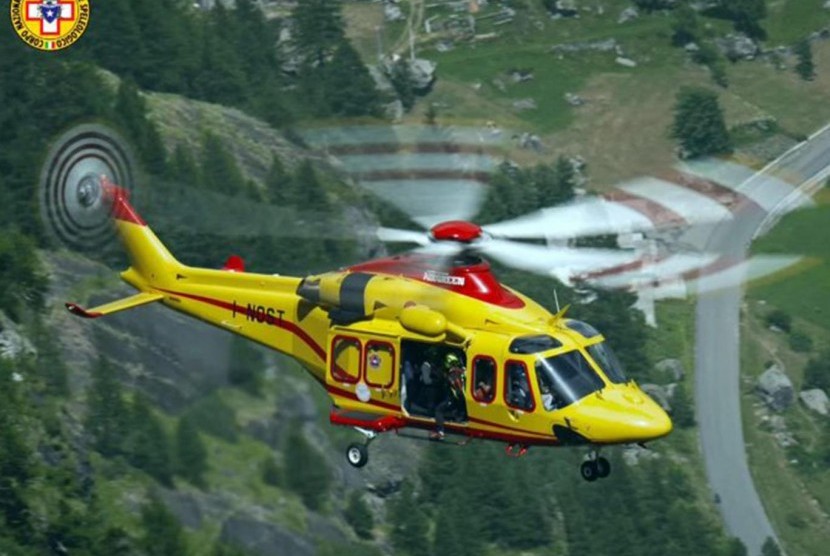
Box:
566 388 673 444
632 400 673 440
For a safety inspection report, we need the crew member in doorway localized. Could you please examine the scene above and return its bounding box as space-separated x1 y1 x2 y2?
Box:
431 352 466 440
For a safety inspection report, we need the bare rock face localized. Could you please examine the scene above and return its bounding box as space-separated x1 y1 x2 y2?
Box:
757 364 794 412
618 6 639 24
655 358 685 382
220 514 315 556
799 389 829 416
0 312 36 360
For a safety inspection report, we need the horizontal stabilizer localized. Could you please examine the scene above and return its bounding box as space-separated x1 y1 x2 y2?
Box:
65 292 164 319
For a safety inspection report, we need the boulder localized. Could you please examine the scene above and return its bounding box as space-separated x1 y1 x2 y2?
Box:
799 389 829 416
512 98 538 111
757 364 794 411
824 0 830 9
553 0 580 17
615 56 637 67
384 3 405 22
641 383 671 412
716 33 759 61
655 358 685 382
564 92 585 106
618 6 639 24
622 444 661 466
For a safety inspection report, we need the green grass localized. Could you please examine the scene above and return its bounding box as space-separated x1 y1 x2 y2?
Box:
765 0 830 45
740 308 830 556
428 11 684 133
750 200 830 330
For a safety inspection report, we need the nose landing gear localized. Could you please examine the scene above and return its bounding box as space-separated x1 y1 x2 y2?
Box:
580 450 611 482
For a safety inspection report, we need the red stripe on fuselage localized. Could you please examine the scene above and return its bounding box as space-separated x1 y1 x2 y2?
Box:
156 288 326 361
156 289 556 444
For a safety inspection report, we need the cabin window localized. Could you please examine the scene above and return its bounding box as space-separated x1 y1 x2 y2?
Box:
472 356 497 404
330 336 361 384
365 341 395 389
504 360 535 412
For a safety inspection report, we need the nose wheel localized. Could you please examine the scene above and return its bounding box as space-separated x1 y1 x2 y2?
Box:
580 452 611 482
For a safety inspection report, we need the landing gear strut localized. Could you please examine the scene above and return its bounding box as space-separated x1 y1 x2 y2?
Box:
346 427 376 469
580 450 611 482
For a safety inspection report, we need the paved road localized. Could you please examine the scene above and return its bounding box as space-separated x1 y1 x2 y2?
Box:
694 127 830 556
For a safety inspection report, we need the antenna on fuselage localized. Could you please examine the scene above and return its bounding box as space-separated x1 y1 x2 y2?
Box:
554 288 561 313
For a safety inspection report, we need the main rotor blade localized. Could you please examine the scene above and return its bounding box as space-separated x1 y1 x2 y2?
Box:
376 227 431 245
483 197 656 240
476 239 640 280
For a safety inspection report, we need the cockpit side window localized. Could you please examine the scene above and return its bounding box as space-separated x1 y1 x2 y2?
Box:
586 342 628 384
504 361 535 412
535 350 605 409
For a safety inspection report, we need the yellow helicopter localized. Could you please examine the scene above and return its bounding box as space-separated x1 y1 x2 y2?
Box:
67 176 674 482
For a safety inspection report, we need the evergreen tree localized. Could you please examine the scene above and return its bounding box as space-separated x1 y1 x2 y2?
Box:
671 4 699 46
671 87 732 159
83 0 145 79
130 0 196 93
200 133 248 196
388 482 430 556
390 60 416 111
803 351 830 391
0 230 47 322
169 144 202 187
228 336 264 397
30 320 69 397
175 416 208 488
260 456 282 487
794 39 815 81
292 0 346 67
114 79 166 175
264 155 292 205
671 382 696 428
344 490 374 540
726 538 749 556
124 395 173 486
324 41 382 118
291 160 329 209
85 357 129 457
283 429 331 510
535 157 577 208
718 0 767 40
761 538 782 556
193 7 248 106
140 495 188 556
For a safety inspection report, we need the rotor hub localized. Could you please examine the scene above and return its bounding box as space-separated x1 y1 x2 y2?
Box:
429 220 483 243
76 173 101 208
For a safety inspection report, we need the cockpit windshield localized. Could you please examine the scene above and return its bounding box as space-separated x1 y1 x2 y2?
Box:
535 350 605 411
586 341 628 384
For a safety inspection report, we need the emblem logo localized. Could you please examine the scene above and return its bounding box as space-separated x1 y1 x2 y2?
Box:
10 0 90 52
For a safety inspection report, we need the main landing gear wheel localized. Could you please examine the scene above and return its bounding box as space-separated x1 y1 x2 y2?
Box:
346 443 369 468
580 460 599 482
580 454 611 482
595 456 611 479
